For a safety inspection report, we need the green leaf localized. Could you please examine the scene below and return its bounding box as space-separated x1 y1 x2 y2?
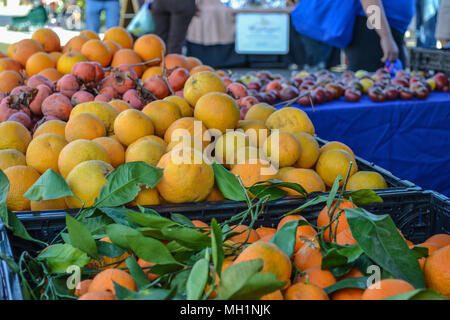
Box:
230 272 286 300
95 162 163 208
270 220 299 257
186 258 210 300
37 243 91 274
248 184 287 201
113 281 137 300
385 289 447 300
344 189 383 205
212 162 247 201
345 208 425 289
210 219 224 277
410 245 429 259
324 277 368 294
97 240 127 258
127 234 176 264
161 225 211 250
66 214 98 258
217 259 263 299
126 209 177 229
322 246 364 271
327 174 342 210
0 250 19 273
170 213 195 227
285 195 328 216
125 256 150 290
99 207 138 228
24 169 73 201
106 224 142 251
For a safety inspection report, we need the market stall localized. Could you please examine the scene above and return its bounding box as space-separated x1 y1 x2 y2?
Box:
278 92 450 197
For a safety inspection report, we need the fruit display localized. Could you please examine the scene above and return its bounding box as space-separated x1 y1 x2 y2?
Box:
0 28 448 302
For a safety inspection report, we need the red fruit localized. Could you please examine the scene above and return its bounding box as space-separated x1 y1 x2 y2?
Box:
246 81 261 91
344 87 362 102
94 93 111 102
257 71 273 80
433 72 449 91
312 87 326 104
292 78 303 87
385 86 399 100
41 93 72 121
263 91 277 105
168 67 189 92
443 85 450 92
10 85 33 97
392 78 409 88
368 86 386 102
324 89 335 102
0 100 18 122
222 77 233 86
414 86 430 100
143 76 170 99
56 74 80 98
265 80 283 93
236 96 258 109
123 89 144 110
227 82 248 99
399 88 414 100
175 90 184 98
8 111 32 129
100 75 115 90
279 85 299 101
240 106 250 120
298 94 313 106
27 74 53 90
30 84 51 115
71 61 105 83
99 86 119 99
110 64 138 94
71 90 94 106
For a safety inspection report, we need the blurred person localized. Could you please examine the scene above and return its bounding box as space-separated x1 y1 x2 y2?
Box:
152 0 197 54
345 0 415 71
435 0 450 48
85 0 120 33
415 0 439 48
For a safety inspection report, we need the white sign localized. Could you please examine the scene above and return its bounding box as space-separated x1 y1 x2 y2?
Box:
235 12 290 54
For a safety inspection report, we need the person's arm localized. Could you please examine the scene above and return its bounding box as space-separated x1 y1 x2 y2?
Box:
360 0 399 63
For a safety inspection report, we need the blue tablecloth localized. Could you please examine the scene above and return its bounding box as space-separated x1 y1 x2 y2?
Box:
278 92 450 196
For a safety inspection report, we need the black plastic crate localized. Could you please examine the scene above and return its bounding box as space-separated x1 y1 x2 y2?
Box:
408 47 450 75
0 222 23 300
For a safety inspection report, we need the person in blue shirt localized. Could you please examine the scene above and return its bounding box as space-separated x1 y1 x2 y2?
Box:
345 0 415 71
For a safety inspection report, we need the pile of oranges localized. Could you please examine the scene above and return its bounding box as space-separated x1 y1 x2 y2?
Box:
73 202 450 300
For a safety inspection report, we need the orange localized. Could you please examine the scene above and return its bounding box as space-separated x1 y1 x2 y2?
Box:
63 35 89 54
88 269 137 295
244 103 276 123
65 113 106 142
11 39 43 67
163 96 193 118
113 109 154 146
0 149 26 170
111 49 144 78
132 135 167 151
415 242 439 270
315 149 358 188
93 137 125 168
137 258 159 282
284 282 329 300
103 40 122 56
78 290 115 300
26 133 67 174
89 236 130 270
163 117 208 146
230 158 278 188
80 30 100 40
234 241 292 285
0 70 23 93
320 141 355 159
33 120 66 139
156 147 214 203
293 133 320 169
103 27 133 49
331 288 364 300
345 171 387 191
32 28 61 53
229 225 260 244
133 34 166 64
265 107 315 135
183 71 226 106
108 99 131 114
0 57 22 73
30 198 67 211
425 234 450 248
278 167 325 195
75 279 93 297
0 121 31 154
361 279 415 300
296 266 337 289
194 92 240 134
142 100 181 137
317 200 355 242
336 228 357 245
3 165 40 211
69 101 118 135
57 52 88 75
164 54 188 70
38 68 63 81
293 242 323 271
142 66 163 81
65 160 114 208
125 139 164 166
214 131 250 167
255 227 277 239
81 40 112 67
423 245 450 298
186 56 202 71
190 65 214 74
58 139 111 178
128 185 161 206
205 186 225 202
50 51 63 64
260 290 283 300
277 215 317 253
263 132 302 168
